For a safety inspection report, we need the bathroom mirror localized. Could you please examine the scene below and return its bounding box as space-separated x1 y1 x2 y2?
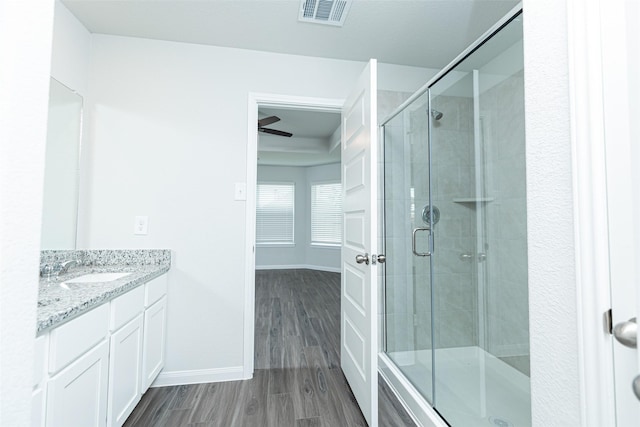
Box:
40 78 82 249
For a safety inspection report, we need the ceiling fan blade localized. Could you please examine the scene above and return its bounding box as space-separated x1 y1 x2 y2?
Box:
259 127 293 137
258 116 280 127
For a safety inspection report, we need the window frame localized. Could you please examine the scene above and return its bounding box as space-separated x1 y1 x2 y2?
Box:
255 181 296 247
310 180 343 248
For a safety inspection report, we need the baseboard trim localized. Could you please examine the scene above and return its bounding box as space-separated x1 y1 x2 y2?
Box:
255 264 340 273
151 366 245 387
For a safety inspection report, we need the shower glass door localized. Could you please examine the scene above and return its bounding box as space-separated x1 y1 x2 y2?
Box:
383 12 530 427
429 15 529 427
383 90 434 404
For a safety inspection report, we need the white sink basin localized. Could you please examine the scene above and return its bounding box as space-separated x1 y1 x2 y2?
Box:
64 272 132 284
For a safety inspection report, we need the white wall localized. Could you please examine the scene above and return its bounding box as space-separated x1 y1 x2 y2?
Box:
80 34 431 383
50 0 91 96
50 1 92 251
256 163 341 272
522 0 582 425
0 2 55 425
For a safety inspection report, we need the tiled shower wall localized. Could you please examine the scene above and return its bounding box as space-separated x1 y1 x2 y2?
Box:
381 73 529 378
383 92 479 354
427 94 479 351
427 72 529 375
428 72 529 373
480 71 529 375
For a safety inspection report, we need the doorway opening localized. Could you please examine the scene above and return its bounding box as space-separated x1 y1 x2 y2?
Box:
253 105 343 373
244 94 380 425
244 94 345 377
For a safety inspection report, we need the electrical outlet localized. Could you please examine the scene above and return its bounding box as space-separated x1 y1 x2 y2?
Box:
134 216 148 235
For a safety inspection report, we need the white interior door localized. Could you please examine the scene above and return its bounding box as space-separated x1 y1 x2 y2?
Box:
603 1 640 424
341 59 378 426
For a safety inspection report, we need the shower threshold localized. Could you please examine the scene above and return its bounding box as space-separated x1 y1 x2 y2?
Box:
383 346 531 427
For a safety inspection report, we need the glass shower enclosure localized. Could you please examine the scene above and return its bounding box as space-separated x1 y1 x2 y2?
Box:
381 11 530 427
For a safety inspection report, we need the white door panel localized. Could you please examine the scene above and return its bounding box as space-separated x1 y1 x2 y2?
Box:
603 0 640 424
341 59 378 426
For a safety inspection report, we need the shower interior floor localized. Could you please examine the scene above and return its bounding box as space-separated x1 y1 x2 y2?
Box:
388 346 531 427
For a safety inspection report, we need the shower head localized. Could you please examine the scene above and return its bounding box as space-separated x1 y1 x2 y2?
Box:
430 109 443 120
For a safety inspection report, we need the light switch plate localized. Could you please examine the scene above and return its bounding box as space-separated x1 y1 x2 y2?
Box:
134 216 148 235
235 183 247 201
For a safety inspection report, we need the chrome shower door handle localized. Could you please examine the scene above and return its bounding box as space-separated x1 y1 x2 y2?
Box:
613 317 637 348
412 227 431 257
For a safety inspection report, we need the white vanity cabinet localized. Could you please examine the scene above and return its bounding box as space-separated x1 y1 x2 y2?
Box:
45 304 110 427
32 334 49 427
46 341 110 427
142 276 168 390
34 273 168 427
107 286 145 426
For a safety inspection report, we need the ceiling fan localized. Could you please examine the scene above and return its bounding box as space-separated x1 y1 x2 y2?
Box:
258 116 293 138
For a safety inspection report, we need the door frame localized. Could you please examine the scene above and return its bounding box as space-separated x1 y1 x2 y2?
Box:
568 0 637 424
244 93 345 377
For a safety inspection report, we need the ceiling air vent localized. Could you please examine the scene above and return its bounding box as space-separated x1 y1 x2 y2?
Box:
299 0 352 27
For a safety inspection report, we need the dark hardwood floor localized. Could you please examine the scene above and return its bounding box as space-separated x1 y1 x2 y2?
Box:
124 269 416 427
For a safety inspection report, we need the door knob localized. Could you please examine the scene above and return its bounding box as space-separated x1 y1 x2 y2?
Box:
355 253 369 265
613 317 637 348
633 374 640 401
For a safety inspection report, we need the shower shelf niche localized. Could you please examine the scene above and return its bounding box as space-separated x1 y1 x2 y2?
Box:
452 197 495 203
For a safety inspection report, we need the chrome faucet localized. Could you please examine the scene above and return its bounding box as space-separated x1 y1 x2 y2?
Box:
40 264 56 279
59 260 78 274
40 259 79 279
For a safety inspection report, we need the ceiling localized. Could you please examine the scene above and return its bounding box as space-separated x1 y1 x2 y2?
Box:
258 107 341 167
259 108 340 139
61 0 520 167
61 0 519 69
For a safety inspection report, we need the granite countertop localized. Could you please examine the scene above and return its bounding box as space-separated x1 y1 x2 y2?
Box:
37 263 170 335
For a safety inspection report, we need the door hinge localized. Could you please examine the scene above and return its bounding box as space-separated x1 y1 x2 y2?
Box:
604 308 613 334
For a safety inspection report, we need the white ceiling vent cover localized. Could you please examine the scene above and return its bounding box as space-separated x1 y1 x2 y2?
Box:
299 0 352 27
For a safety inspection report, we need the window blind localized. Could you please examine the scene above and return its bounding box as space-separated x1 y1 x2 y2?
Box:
311 182 342 245
256 183 295 244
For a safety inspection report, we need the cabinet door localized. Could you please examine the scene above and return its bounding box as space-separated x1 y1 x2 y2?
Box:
46 340 109 427
32 334 48 427
107 314 144 427
142 296 167 390
31 388 45 427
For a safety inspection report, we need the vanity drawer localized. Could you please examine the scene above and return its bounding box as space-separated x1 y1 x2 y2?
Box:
110 285 144 331
109 286 144 332
48 304 109 374
144 275 167 307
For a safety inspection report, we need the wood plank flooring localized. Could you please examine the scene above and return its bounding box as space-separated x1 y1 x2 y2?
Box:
124 269 416 427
